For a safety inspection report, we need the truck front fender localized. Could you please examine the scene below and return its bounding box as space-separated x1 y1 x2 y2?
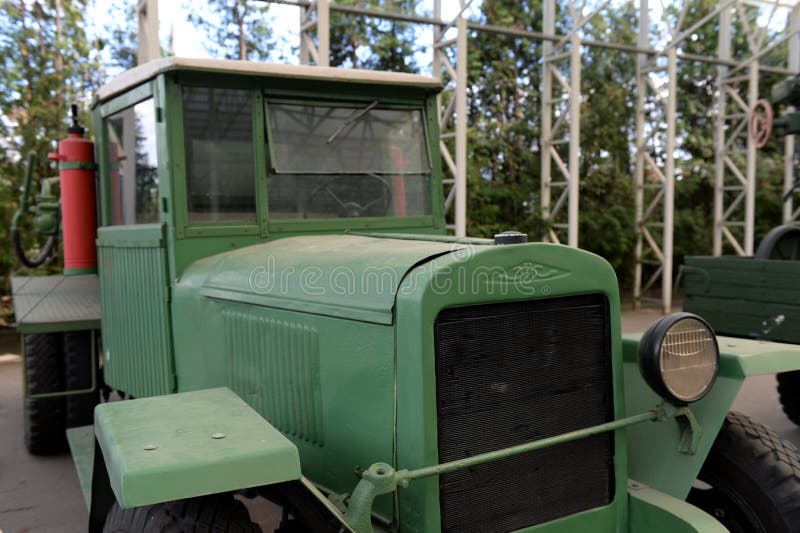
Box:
623 334 800 500
88 387 301 531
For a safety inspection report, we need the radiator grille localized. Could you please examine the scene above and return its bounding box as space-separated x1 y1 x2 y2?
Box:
434 293 614 532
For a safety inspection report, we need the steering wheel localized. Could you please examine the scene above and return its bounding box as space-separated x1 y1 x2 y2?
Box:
304 175 392 218
749 99 774 149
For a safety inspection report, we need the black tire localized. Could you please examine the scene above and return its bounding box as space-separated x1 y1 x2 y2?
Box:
777 371 800 426
64 330 98 428
102 494 260 532
754 224 800 260
687 411 800 533
23 333 67 455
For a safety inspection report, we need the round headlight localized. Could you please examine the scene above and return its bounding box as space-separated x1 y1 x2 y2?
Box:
638 313 719 405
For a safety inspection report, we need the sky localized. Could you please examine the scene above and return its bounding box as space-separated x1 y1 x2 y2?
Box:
88 0 796 76
90 0 485 75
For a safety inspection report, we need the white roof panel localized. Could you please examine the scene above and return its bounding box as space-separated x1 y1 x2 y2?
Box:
96 57 442 103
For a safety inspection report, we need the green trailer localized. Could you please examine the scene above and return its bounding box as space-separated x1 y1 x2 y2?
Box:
10 58 800 532
684 224 800 427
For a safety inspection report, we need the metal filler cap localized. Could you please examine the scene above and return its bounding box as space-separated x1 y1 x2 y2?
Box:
493 231 528 245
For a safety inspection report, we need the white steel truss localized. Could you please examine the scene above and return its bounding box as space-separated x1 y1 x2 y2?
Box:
434 1 469 237
633 0 684 313
714 1 800 255
136 0 158 64
540 0 609 247
298 0 329 66
783 4 800 223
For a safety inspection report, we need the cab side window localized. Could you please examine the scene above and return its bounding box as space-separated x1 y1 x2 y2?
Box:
182 87 256 223
105 98 159 225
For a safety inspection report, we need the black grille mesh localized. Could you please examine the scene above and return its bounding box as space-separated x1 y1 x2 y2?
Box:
434 294 614 532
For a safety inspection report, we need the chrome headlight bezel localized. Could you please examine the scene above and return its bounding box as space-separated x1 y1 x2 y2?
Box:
637 312 720 405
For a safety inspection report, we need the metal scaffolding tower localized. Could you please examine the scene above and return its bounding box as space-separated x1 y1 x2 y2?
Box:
540 1 580 246
713 0 794 258
633 0 799 313
299 0 329 66
433 1 469 237
633 0 697 314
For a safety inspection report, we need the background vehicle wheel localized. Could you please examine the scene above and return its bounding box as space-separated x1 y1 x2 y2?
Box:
687 411 800 533
777 371 800 426
754 224 800 260
63 330 98 428
103 494 260 532
23 332 67 455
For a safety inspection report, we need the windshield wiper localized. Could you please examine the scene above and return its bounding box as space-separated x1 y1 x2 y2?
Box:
326 100 379 144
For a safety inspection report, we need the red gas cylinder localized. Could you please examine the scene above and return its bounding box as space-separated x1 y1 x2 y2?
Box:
49 105 97 275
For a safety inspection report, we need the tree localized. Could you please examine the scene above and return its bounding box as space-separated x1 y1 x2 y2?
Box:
187 0 272 61
100 1 137 73
0 0 100 309
462 0 543 239
328 0 421 72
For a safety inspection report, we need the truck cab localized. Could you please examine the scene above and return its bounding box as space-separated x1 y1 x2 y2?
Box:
95 58 445 272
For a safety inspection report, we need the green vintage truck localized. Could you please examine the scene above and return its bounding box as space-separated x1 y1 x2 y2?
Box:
10 58 800 533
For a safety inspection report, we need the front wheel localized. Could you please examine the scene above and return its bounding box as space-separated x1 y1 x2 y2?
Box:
687 411 800 533
103 493 260 532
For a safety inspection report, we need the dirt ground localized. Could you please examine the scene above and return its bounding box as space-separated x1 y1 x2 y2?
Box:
1 308 800 533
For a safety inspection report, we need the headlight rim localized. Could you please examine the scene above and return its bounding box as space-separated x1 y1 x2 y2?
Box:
638 312 720 405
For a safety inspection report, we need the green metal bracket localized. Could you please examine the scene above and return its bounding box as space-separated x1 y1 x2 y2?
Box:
344 463 403 533
674 407 703 455
652 403 702 455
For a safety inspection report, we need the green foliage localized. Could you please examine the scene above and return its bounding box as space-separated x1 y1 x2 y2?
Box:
99 2 137 72
187 0 272 61
329 0 420 72
0 1 100 315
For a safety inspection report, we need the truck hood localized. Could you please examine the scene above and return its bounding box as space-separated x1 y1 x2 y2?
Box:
185 234 466 325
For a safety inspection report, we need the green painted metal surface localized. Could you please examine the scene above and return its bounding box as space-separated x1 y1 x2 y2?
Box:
66 424 95 510
345 411 664 533
97 224 175 398
623 336 733 501
10 275 100 333
94 387 300 508
393 242 629 532
171 287 399 522
715 335 800 377
196 234 459 325
624 333 800 500
628 482 726 533
684 255 800 343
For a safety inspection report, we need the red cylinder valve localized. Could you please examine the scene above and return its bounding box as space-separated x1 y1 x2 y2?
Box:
49 105 97 275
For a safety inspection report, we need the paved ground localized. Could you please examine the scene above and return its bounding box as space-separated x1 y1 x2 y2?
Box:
2 308 800 533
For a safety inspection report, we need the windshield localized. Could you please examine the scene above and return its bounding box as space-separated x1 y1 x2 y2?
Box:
266 101 432 220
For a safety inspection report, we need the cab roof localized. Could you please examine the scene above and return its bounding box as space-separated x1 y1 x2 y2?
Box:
95 57 443 103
